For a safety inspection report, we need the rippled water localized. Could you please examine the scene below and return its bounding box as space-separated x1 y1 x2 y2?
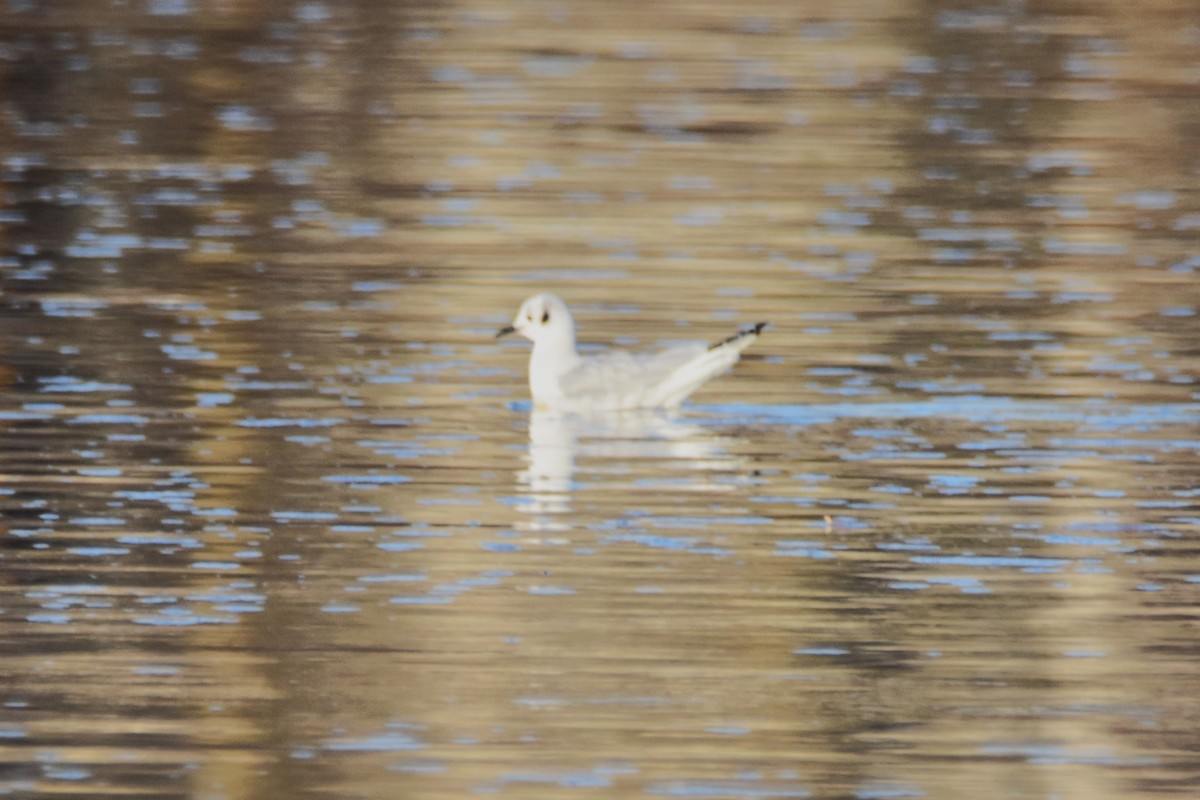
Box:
2 1 1199 798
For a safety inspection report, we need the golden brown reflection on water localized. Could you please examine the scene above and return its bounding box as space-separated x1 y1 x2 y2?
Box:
1 0 1199 798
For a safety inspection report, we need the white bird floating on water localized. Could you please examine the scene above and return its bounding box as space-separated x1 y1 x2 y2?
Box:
497 292 766 413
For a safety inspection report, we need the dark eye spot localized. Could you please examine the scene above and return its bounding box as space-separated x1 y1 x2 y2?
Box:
542 311 550 323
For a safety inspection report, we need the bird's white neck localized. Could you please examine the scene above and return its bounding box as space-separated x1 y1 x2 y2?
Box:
528 329 580 406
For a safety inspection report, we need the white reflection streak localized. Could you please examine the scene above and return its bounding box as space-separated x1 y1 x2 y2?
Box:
517 410 576 526
516 409 744 532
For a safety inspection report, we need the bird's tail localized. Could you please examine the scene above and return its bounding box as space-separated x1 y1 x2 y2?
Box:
648 322 768 408
709 321 768 352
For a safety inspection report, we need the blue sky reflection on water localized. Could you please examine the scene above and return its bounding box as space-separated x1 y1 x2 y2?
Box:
1 0 1200 798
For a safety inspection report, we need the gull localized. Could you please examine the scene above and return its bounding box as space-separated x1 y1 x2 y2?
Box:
497 292 766 412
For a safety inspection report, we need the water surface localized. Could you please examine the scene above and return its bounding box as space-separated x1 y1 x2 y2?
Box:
1 1 1199 798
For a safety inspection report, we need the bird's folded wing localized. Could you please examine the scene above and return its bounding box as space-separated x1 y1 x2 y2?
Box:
559 343 707 399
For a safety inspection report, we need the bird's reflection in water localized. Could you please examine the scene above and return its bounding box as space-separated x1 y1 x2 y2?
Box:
515 409 747 532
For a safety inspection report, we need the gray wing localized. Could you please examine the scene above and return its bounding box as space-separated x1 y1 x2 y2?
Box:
559 343 707 406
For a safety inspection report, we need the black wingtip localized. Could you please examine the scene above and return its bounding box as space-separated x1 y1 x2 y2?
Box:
709 321 769 351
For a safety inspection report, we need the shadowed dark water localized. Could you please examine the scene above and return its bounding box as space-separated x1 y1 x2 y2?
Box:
1 1 1199 799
